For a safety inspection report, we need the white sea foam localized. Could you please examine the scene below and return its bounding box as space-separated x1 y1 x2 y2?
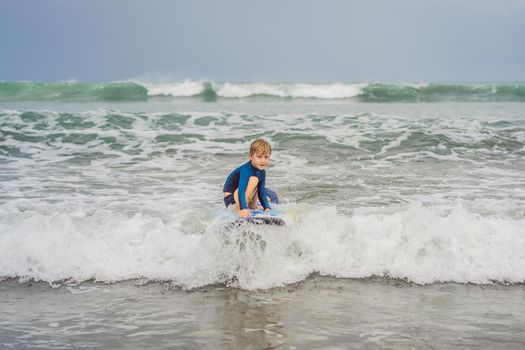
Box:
135 80 366 99
140 80 206 97
1 200 524 289
217 82 365 99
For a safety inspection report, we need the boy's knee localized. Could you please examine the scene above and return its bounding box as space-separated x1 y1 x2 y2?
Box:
248 176 259 185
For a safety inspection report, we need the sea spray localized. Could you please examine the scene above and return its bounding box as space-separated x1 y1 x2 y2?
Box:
1 200 524 289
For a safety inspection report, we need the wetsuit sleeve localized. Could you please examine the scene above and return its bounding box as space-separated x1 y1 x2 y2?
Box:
257 171 271 210
238 165 250 210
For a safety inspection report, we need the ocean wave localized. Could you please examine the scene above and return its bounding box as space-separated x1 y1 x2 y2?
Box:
144 81 365 99
1 201 524 289
140 81 525 102
360 83 525 102
2 81 525 102
0 81 148 101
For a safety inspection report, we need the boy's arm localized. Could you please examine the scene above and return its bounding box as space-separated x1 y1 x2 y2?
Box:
258 172 271 210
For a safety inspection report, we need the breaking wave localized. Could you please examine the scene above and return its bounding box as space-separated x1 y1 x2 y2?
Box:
2 80 525 102
1 201 524 290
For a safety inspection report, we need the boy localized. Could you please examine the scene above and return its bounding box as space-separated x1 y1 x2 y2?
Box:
223 139 272 218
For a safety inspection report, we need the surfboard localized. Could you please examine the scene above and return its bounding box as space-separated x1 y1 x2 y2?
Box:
224 215 285 231
222 210 285 232
218 210 286 254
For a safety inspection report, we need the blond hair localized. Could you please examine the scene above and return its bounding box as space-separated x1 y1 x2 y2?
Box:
249 139 272 156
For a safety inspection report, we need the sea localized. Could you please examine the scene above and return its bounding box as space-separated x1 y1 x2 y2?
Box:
1 80 525 349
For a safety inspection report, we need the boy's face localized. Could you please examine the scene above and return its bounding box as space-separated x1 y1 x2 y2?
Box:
249 152 270 170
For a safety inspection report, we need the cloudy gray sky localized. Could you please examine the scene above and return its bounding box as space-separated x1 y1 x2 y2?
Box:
1 0 524 82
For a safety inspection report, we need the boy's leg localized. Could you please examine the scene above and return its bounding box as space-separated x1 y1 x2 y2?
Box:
233 176 259 211
248 189 259 209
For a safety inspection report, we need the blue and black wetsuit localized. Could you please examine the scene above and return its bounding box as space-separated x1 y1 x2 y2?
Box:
223 161 271 210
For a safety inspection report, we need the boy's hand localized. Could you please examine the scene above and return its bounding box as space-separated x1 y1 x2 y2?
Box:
239 209 250 218
264 208 271 212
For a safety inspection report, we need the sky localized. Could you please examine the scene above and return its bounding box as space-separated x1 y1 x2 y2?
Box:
1 0 524 83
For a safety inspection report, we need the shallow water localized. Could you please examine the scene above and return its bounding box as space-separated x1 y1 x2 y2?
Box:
2 277 525 349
